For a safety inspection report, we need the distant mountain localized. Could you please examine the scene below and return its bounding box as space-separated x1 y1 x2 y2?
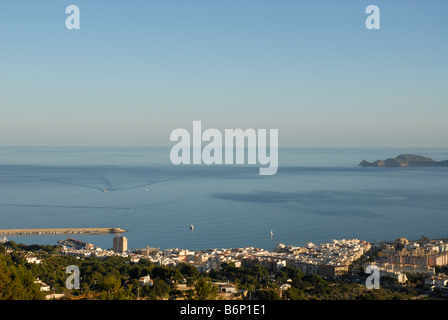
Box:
359 154 448 167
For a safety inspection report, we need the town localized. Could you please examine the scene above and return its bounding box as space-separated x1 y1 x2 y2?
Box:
1 235 447 300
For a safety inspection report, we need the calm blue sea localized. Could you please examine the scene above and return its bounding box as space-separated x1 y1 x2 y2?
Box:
0 146 447 251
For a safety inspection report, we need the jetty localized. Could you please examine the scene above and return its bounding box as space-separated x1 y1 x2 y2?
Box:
0 227 126 236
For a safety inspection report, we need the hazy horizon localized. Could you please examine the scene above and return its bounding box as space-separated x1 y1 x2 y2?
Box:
1 145 447 149
1 1 447 148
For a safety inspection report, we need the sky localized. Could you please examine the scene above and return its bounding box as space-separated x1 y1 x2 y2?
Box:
0 0 447 147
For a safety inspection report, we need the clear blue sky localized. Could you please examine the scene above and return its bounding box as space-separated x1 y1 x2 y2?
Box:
0 0 447 147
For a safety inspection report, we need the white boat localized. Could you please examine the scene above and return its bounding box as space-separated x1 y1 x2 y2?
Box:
190 224 194 230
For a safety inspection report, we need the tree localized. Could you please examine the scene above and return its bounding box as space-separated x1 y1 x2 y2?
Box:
255 289 281 300
147 278 171 300
285 287 304 300
303 274 330 296
0 257 13 299
152 265 174 280
97 275 126 300
186 278 195 287
193 277 218 300
179 263 200 279
0 255 44 300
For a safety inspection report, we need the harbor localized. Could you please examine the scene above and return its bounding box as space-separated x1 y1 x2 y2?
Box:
0 227 126 236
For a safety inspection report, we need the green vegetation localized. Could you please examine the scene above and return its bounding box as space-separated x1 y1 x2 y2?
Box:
0 254 44 300
188 277 218 300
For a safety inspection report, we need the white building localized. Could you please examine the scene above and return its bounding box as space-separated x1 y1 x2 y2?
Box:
425 274 448 289
381 270 408 284
25 253 42 264
34 278 51 291
139 275 153 286
276 260 287 273
215 282 238 294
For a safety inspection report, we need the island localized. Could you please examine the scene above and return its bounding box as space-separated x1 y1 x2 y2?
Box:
359 154 448 167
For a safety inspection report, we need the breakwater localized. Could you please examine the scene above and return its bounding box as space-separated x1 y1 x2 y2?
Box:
0 227 126 236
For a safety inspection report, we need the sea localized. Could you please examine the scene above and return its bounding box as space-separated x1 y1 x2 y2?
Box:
0 146 447 251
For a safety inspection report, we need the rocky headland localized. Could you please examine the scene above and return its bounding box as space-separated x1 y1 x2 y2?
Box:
359 154 448 167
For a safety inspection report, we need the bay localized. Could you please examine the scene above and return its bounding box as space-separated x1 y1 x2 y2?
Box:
0 146 447 251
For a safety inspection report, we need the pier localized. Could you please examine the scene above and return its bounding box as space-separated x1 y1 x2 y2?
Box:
0 227 126 236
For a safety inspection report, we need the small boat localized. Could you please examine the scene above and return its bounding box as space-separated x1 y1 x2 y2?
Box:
190 224 194 231
270 230 274 237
